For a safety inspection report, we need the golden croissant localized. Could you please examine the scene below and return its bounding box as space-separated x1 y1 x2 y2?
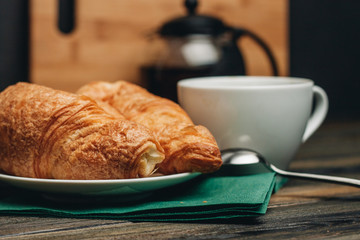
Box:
77 81 222 174
0 82 165 179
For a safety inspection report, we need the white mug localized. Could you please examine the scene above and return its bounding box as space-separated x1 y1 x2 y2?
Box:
177 76 328 169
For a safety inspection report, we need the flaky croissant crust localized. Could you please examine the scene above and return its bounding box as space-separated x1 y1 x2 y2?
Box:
77 81 222 174
0 82 164 179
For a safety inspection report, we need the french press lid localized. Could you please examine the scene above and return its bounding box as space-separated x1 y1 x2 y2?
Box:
159 0 228 37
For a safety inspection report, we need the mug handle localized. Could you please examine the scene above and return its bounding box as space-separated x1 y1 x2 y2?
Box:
302 86 329 142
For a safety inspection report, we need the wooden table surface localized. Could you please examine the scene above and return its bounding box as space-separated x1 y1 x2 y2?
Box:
1 120 360 239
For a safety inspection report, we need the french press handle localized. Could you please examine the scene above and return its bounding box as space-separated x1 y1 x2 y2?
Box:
230 27 279 76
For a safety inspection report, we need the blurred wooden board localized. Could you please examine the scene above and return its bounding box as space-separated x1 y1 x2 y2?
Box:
30 0 288 92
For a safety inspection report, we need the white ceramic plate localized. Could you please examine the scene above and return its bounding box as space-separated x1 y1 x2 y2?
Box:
0 172 201 198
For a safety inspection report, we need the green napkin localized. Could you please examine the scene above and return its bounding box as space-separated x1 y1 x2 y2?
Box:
0 167 280 222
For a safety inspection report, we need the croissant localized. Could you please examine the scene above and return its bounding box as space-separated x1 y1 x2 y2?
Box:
0 82 165 180
77 81 222 174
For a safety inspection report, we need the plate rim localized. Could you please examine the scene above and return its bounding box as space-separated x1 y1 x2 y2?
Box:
0 172 202 197
0 172 201 185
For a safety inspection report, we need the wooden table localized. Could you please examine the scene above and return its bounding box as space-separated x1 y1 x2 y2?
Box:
1 120 360 239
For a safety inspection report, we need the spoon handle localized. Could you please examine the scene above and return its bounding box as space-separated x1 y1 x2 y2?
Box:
270 164 360 187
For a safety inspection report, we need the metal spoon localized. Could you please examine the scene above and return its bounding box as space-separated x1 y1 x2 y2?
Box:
221 148 360 187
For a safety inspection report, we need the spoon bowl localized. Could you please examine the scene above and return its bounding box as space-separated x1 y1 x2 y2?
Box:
221 148 360 188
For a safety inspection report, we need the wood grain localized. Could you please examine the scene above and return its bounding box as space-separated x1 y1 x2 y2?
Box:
30 0 288 92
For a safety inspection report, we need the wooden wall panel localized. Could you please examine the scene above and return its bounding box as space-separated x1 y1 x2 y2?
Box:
30 0 288 92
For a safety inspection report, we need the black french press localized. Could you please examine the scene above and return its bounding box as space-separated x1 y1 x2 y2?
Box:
141 0 278 102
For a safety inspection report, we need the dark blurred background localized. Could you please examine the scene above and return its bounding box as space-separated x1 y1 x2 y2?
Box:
290 0 360 120
0 0 359 120
0 0 29 91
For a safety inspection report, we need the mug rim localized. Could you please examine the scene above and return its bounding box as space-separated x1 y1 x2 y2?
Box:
177 76 314 90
